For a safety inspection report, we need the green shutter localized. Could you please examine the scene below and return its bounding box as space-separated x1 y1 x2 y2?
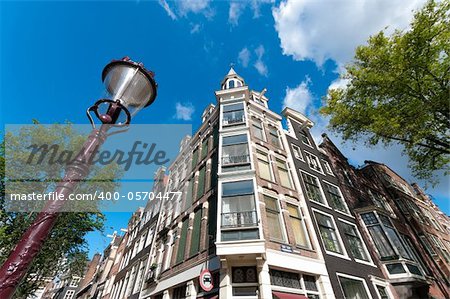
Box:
197 166 206 199
192 148 199 168
190 209 202 256
201 138 209 159
184 180 193 211
210 153 218 187
176 220 188 263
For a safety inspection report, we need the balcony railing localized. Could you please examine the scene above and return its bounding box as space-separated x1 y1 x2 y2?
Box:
223 115 245 125
222 154 250 166
221 211 257 228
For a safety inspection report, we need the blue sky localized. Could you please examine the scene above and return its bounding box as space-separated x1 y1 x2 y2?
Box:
1 0 448 258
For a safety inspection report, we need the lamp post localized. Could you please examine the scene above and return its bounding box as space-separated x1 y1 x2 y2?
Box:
0 57 157 299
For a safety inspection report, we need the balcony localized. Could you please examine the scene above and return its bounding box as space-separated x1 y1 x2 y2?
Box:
221 211 257 228
222 154 250 166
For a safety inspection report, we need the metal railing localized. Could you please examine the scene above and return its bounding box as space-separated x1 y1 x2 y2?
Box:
221 211 257 228
222 154 250 166
223 115 245 125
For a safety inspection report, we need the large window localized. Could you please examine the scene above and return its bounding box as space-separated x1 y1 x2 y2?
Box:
301 172 325 204
340 221 370 262
323 182 348 213
223 102 245 126
361 212 413 264
269 126 281 147
222 134 250 172
251 119 265 140
338 275 370 299
264 195 284 241
287 204 309 247
314 212 343 254
276 159 293 189
256 150 273 181
221 180 258 241
361 212 397 260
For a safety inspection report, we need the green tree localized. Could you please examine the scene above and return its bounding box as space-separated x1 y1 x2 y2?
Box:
321 0 449 184
0 123 122 298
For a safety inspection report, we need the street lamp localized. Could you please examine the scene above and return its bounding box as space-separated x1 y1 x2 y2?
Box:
0 57 157 299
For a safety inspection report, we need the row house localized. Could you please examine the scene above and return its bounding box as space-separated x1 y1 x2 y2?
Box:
97 67 449 299
320 134 450 299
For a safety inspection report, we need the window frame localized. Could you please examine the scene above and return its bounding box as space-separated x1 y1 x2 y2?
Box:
313 209 349 259
291 144 304 161
304 151 324 174
263 193 287 242
256 149 274 181
276 158 295 190
286 203 311 249
336 273 373 299
300 171 327 206
338 218 374 266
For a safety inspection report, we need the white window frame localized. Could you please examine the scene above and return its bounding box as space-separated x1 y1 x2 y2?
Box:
312 209 350 259
262 191 288 243
291 144 304 161
338 218 375 266
322 160 333 175
69 277 81 287
286 201 312 249
63 290 75 299
300 170 328 208
299 130 313 147
304 151 324 174
256 148 274 182
336 273 373 299
275 156 295 190
322 180 351 215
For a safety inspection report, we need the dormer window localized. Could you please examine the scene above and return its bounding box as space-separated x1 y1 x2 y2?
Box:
229 80 235 88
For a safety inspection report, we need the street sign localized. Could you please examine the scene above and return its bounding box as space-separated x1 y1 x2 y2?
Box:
199 269 213 292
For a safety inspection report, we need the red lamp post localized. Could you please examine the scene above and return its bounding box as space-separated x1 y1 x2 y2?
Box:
0 57 157 299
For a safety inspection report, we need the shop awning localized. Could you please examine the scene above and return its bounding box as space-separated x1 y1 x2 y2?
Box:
272 291 309 299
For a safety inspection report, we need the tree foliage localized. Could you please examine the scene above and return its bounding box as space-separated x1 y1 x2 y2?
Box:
321 0 449 184
0 123 122 298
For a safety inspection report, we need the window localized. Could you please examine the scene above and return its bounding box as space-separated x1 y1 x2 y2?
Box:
305 151 323 173
190 208 202 256
269 126 281 147
323 160 333 175
63 290 75 299
270 269 301 289
314 212 343 254
232 267 258 296
301 172 325 204
176 219 188 263
361 212 412 261
338 275 370 299
340 221 370 261
228 80 235 88
264 195 284 241
299 130 311 146
256 150 273 181
376 285 391 299
69 277 80 287
323 182 348 213
276 159 293 189
251 119 265 140
222 134 250 171
291 144 303 160
223 102 245 125
173 284 187 299
369 190 394 214
287 204 309 247
197 166 206 199
429 234 450 262
221 180 258 241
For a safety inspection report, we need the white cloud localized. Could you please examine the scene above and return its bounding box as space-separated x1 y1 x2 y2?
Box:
158 0 177 20
175 102 195 121
158 0 212 20
190 23 201 34
238 47 251 68
229 2 244 26
272 0 425 67
282 76 313 115
254 45 268 76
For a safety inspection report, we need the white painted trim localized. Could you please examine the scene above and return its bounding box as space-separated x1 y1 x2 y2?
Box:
336 272 373 299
